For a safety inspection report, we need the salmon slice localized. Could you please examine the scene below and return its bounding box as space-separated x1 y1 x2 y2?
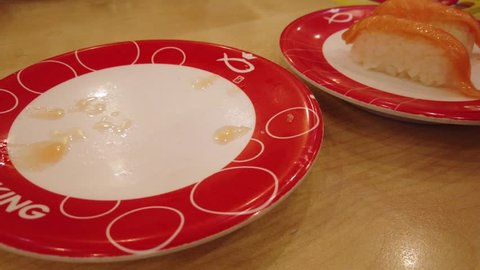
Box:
342 15 480 98
373 0 480 51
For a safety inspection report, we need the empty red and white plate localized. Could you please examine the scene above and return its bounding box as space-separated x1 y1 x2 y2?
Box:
280 5 480 125
0 40 323 261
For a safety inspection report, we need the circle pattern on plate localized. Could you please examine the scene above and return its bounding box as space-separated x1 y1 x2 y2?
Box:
0 40 323 261
106 206 185 254
190 166 278 215
17 60 78 95
60 197 121 220
75 41 140 71
0 89 19 114
280 5 480 124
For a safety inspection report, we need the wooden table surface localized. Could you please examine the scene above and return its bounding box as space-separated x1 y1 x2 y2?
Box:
1 0 480 269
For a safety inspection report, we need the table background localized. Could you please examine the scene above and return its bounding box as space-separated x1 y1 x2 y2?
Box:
1 0 480 269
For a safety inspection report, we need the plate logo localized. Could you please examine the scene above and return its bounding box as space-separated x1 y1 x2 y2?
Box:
324 8 353 24
216 52 256 73
0 182 50 219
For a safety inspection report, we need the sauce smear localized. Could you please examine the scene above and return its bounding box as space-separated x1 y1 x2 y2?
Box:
28 107 65 120
192 74 219 90
71 97 107 116
213 126 251 144
9 129 86 171
93 116 132 135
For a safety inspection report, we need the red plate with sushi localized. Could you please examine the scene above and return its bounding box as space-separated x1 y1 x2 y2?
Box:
280 5 480 125
0 40 323 261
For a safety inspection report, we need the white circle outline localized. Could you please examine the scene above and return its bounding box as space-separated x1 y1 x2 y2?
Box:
151 47 186 65
106 206 185 255
75 41 140 71
17 60 78 95
60 197 121 220
190 166 279 215
265 107 320 139
0 89 19 114
233 138 264 163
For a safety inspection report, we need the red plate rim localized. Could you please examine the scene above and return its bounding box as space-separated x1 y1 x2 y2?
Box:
0 39 324 261
279 5 480 125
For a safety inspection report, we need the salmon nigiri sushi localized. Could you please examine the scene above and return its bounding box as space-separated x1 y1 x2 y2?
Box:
372 0 480 53
342 15 480 98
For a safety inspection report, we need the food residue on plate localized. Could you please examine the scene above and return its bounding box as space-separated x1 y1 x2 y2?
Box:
213 126 251 144
286 113 295 123
227 87 241 96
9 128 86 171
192 74 219 90
93 116 132 136
70 97 107 116
13 95 133 171
28 107 66 120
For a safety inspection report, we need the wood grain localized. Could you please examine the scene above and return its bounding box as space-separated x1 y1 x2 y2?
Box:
1 0 480 269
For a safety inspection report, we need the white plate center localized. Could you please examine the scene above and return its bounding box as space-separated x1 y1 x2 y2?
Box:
8 64 255 200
